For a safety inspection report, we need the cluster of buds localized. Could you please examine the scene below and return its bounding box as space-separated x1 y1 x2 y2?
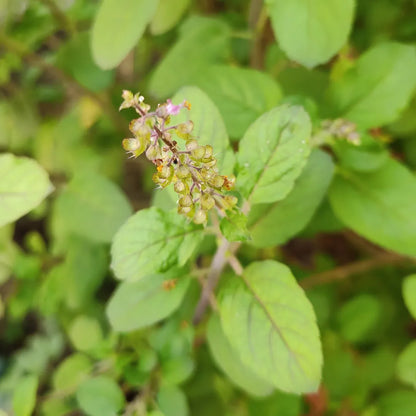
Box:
119 90 237 225
312 118 361 147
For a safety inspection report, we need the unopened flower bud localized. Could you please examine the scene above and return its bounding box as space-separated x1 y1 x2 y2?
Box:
176 121 194 139
223 174 236 190
200 194 215 211
158 165 172 179
224 195 238 207
193 209 207 225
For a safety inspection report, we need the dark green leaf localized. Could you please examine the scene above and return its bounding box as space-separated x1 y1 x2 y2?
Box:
248 149 334 247
237 105 312 204
329 158 416 257
402 274 416 319
219 260 322 394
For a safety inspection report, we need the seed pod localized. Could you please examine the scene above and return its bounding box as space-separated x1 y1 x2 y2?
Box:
191 146 206 161
174 180 187 194
193 209 207 224
185 139 199 151
224 195 238 207
122 137 147 158
146 144 160 161
177 121 194 139
209 175 225 188
204 145 213 159
176 165 191 179
179 195 193 207
200 194 215 211
158 165 172 179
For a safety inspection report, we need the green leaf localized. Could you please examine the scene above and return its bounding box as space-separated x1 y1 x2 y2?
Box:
336 294 382 344
171 86 233 173
237 105 312 205
220 211 250 242
57 32 114 92
76 376 125 416
91 0 158 69
52 171 132 243
267 0 355 68
12 375 38 416
53 353 92 391
376 390 416 416
328 42 416 129
193 65 282 138
107 270 190 332
219 260 322 394
403 274 416 319
207 314 274 397
248 149 334 248
150 0 191 35
149 16 231 98
111 207 203 281
248 391 302 416
68 315 103 351
329 158 416 257
0 154 53 227
396 341 416 389
157 385 189 416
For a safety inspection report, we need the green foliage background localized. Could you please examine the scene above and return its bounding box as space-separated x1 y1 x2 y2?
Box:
1 0 416 415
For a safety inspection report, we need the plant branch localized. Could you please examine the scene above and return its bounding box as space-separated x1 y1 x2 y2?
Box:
249 0 267 69
228 254 244 276
300 252 411 290
0 33 126 132
193 238 241 324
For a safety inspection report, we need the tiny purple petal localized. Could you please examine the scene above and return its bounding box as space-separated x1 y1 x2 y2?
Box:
165 99 183 115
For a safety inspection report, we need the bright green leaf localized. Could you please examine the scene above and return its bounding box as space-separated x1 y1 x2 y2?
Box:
149 16 231 98
267 0 355 68
403 274 416 319
53 353 92 391
0 154 53 227
193 65 282 138
91 0 158 69
52 171 132 243
207 314 274 397
248 149 334 248
76 376 125 416
12 375 38 416
220 211 250 242
376 390 416 416
328 42 416 129
237 105 312 204
157 385 189 416
329 158 416 257
111 207 203 281
107 270 190 332
68 315 103 351
150 0 191 35
219 260 322 394
396 341 416 389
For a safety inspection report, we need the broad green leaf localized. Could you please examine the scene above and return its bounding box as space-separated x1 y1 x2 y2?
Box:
91 0 158 69
149 16 231 98
107 271 190 332
328 42 416 129
207 314 274 397
219 260 322 393
237 105 312 204
220 211 250 242
267 0 355 68
403 274 416 319
76 376 125 416
52 171 132 243
193 65 282 138
171 86 234 173
150 0 190 35
376 390 416 416
157 385 189 416
12 375 38 416
248 149 334 248
248 391 302 416
396 341 416 389
111 207 203 281
57 32 114 92
329 158 416 257
336 294 382 344
0 154 53 227
53 353 92 391
68 315 103 351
